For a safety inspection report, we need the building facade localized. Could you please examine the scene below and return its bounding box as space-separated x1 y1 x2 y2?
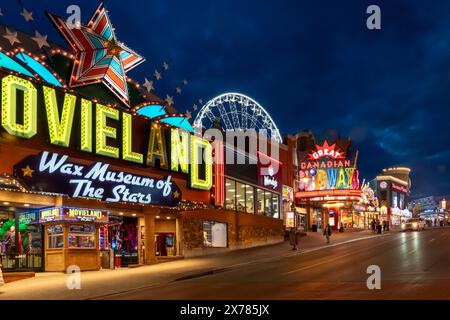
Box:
0 19 284 272
375 167 412 227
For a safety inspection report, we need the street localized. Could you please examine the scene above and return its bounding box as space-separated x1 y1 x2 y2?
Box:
97 228 450 300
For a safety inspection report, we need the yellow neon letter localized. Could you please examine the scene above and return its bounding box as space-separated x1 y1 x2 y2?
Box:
96 103 119 159
170 128 189 173
190 135 212 190
1 75 37 138
122 112 143 163
43 86 76 147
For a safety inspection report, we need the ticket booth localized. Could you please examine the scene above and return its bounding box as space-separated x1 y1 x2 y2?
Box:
40 207 108 272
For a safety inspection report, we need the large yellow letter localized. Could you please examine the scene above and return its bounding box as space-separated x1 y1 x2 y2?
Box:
80 99 92 152
43 86 76 147
146 124 168 168
1 75 37 138
122 112 143 163
190 135 212 190
170 128 189 173
96 103 119 159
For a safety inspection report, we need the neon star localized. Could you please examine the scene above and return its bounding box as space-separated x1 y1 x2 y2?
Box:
47 3 145 106
21 165 35 178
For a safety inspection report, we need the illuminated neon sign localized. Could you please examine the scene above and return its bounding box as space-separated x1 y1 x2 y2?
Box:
39 207 109 223
0 74 212 191
307 141 346 161
15 151 183 206
299 140 359 191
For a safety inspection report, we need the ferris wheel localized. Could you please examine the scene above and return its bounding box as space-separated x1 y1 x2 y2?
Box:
193 93 283 143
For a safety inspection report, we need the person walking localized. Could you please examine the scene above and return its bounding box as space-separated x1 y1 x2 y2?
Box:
323 224 332 244
371 219 376 233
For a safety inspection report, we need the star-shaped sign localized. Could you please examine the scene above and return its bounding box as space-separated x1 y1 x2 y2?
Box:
143 78 154 93
154 70 162 80
198 99 203 105
192 104 198 111
21 8 34 22
176 87 182 94
21 165 35 178
0 8 3 16
185 110 192 120
163 62 169 71
173 190 180 199
182 79 188 85
47 3 145 106
3 28 20 46
165 95 174 107
31 31 49 49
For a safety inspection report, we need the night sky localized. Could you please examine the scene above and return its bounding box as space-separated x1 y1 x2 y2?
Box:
1 0 450 198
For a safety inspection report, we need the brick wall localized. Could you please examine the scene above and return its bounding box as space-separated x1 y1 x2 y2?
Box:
180 209 284 257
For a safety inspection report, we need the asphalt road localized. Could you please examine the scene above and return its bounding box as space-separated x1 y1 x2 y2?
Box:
100 228 450 300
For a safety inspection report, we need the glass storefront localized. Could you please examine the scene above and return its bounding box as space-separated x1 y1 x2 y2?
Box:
0 208 43 271
108 216 138 267
224 178 280 218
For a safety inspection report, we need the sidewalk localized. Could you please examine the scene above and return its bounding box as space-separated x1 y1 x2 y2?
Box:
0 229 387 300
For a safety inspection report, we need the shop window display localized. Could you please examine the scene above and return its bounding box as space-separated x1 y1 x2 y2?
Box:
256 188 265 215
236 182 246 212
1 210 42 271
245 185 254 214
108 216 138 267
225 179 236 210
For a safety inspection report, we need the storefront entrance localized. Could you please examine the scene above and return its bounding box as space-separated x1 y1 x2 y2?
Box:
155 233 175 256
0 207 43 272
108 216 139 267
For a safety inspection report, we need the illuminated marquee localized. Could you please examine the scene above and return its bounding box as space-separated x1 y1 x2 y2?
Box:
299 140 360 191
39 207 108 223
0 74 212 191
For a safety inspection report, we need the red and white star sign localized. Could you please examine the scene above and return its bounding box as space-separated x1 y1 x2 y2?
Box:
47 3 145 106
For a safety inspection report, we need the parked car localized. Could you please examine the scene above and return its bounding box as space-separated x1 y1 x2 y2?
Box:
401 218 426 231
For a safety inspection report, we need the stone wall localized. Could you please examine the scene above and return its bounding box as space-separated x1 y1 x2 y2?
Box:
180 209 284 257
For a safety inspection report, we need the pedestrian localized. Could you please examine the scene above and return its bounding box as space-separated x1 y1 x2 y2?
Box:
289 227 298 251
382 220 387 232
323 223 332 244
386 220 390 231
371 219 375 233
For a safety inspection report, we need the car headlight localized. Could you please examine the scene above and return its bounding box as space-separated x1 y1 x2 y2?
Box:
401 223 406 229
413 222 418 228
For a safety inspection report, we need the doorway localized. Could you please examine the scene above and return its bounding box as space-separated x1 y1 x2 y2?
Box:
155 233 175 256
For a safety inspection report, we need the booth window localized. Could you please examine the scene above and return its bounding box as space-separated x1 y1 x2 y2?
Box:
225 179 236 210
47 225 64 249
68 224 96 249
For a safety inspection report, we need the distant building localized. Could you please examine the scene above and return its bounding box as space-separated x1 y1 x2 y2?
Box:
375 167 412 226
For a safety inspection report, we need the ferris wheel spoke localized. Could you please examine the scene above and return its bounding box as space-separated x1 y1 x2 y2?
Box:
204 107 216 123
240 104 248 130
248 104 259 129
229 99 241 129
217 102 233 130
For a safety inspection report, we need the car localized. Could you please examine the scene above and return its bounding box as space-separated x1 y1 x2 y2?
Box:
401 218 426 231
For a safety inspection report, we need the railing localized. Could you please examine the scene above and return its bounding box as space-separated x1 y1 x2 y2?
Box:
0 253 43 272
